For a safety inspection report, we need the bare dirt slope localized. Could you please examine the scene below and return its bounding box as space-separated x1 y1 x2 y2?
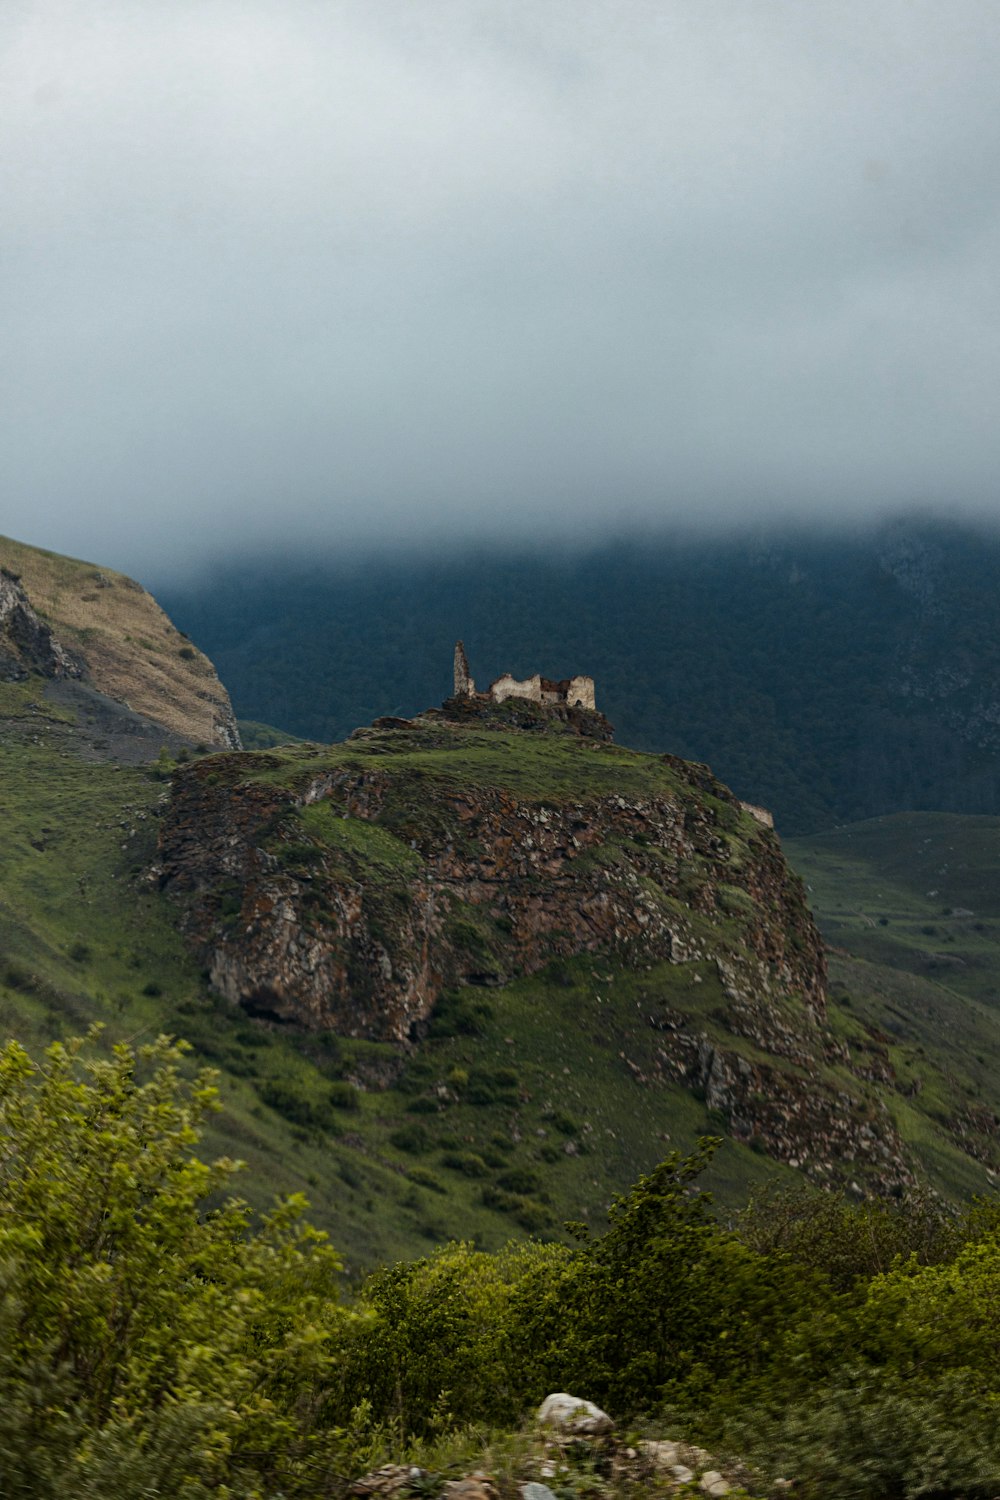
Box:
0 534 239 749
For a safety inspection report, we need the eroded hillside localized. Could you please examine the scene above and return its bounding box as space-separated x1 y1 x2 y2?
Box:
156 697 923 1197
0 533 239 751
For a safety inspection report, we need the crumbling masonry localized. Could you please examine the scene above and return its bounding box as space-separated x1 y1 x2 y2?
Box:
453 640 596 711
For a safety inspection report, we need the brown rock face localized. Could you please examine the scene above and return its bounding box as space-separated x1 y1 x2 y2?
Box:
0 568 83 681
155 721 826 1043
0 533 240 749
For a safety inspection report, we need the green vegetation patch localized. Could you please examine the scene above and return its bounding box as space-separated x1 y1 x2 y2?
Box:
297 799 423 875
241 719 746 813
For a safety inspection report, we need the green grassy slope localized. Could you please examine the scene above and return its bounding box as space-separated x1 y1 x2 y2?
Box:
5 677 1000 1271
788 813 1000 1199
0 687 796 1270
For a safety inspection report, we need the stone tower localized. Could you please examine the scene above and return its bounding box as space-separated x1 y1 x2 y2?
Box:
453 640 475 697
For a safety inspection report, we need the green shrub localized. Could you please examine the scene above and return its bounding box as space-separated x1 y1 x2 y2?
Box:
390 1123 432 1154
733 1370 1000 1500
341 1241 570 1432
513 1199 553 1233
0 1032 352 1496
737 1183 957 1291
427 991 494 1038
406 1096 440 1114
258 1078 338 1132
406 1166 447 1195
329 1081 360 1111
481 1185 523 1214
273 840 324 868
4 962 36 993
465 1066 519 1106
440 1150 489 1178
496 1167 542 1195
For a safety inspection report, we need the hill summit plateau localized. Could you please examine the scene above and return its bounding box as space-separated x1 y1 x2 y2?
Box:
155 682 917 1197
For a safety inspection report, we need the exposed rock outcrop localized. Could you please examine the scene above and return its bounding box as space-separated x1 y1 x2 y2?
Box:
0 533 240 750
151 712 932 1191
0 568 82 681
156 721 825 1042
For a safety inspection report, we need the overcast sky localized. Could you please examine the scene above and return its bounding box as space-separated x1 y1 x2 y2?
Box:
3 0 1000 577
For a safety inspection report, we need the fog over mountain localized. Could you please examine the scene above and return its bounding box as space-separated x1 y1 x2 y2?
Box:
160 518 1000 833
4 1 1000 576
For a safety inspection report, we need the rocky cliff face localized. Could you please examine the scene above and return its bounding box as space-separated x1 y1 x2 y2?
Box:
154 704 927 1193
156 707 825 1043
0 569 82 682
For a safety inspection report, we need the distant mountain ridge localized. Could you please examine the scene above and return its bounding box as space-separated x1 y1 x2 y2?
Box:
159 517 1000 833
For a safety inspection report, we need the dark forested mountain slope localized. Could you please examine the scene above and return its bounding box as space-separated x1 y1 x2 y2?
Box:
161 517 1000 834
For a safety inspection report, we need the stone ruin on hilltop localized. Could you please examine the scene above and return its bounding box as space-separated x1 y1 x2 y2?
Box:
453 640 596 711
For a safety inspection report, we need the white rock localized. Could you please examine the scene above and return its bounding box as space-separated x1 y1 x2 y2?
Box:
699 1471 730 1496
670 1465 695 1484
536 1392 614 1436
639 1441 680 1469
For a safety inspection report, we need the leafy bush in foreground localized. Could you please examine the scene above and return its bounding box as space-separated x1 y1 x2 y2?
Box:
0 1031 352 1498
5 1031 1000 1499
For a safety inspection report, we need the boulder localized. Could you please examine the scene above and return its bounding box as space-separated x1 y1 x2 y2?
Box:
536 1391 614 1436
700 1471 730 1496
640 1440 680 1469
670 1465 695 1485
685 1446 713 1469
349 1465 425 1495
441 1477 497 1499
520 1486 559 1500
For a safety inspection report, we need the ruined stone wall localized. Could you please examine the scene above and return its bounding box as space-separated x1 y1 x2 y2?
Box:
454 644 596 712
489 672 543 704
740 801 775 829
566 675 596 710
453 640 475 697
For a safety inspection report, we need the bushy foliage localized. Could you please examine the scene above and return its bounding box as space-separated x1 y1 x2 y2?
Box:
6 1034 1000 1496
336 1143 1000 1494
339 1140 813 1429
736 1181 959 1291
509 1139 815 1413
0 1031 352 1498
731 1369 1000 1500
341 1239 571 1432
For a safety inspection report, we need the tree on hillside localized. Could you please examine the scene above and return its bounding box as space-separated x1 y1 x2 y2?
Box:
0 1029 352 1498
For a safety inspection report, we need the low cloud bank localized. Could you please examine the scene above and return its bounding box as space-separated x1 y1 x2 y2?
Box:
4 2 1000 576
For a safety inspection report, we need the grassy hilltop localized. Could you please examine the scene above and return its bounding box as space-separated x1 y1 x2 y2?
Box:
4 533 1000 1271
3 675 1000 1269
0 685 801 1268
